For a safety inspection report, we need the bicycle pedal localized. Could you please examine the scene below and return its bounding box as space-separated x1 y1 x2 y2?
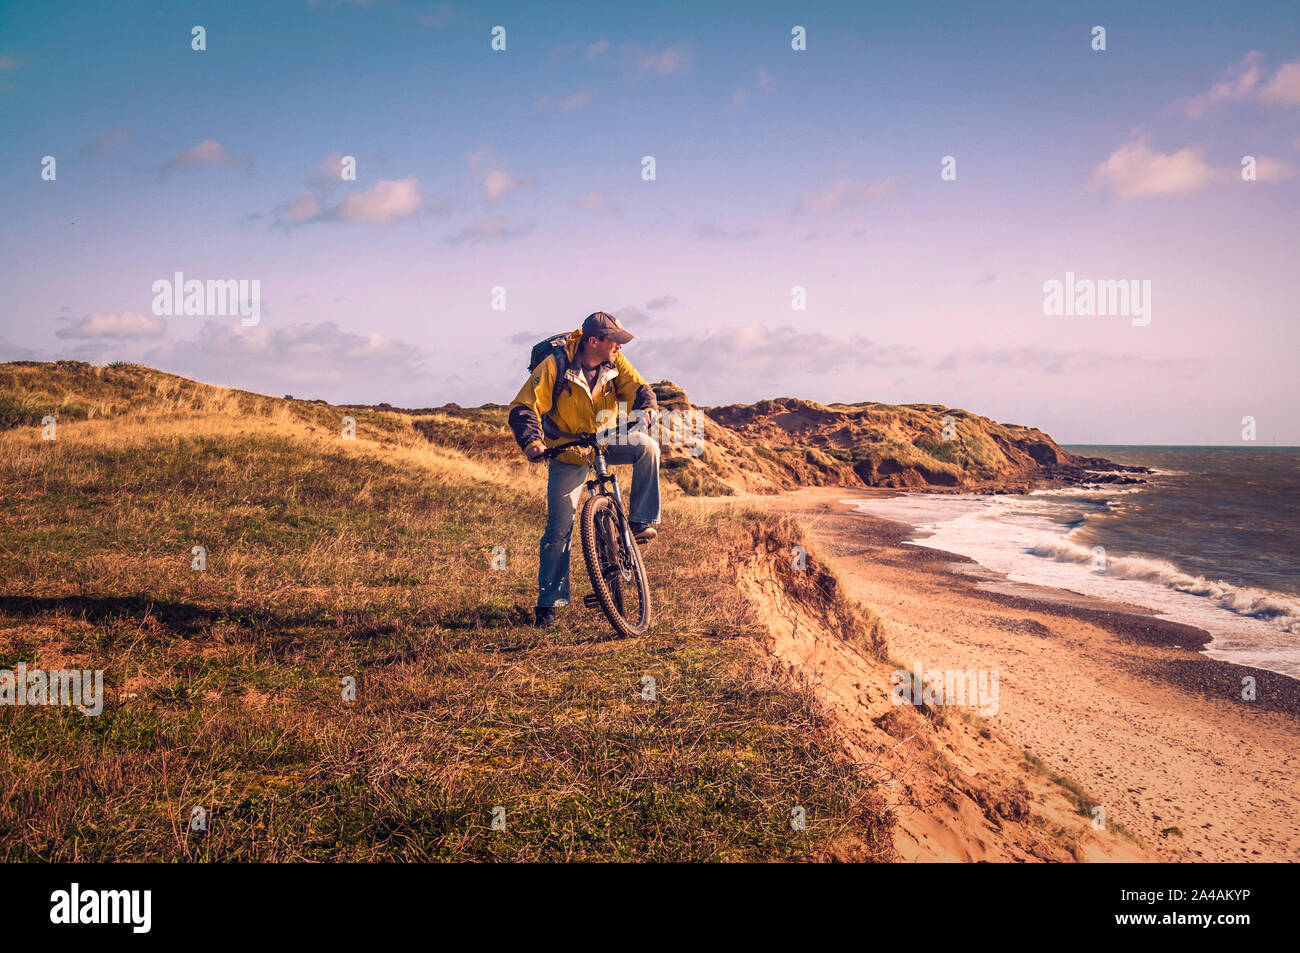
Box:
583 593 602 608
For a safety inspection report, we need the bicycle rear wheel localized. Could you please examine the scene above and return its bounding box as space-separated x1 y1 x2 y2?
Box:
579 495 651 637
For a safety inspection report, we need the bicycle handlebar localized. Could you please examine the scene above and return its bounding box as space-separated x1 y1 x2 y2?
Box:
541 421 650 460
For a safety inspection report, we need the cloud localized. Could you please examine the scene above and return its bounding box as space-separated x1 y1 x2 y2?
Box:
585 38 609 59
797 175 902 213
466 147 531 203
56 311 166 340
307 152 349 190
444 216 533 246
1184 51 1263 118
646 295 679 310
0 55 20 70
537 88 596 111
483 169 523 202
274 177 423 228
418 4 453 27
1253 155 1297 182
0 336 41 360
615 305 651 328
731 67 775 109
934 347 1186 375
693 223 759 241
333 177 422 223
1089 136 1213 199
80 128 134 159
634 324 917 384
161 139 251 177
1261 60 1300 106
573 192 621 216
1183 53 1300 115
274 192 323 228
627 44 693 79
508 329 545 347
144 319 431 398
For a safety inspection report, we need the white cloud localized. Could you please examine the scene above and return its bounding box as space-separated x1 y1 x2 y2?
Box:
1090 136 1213 199
418 4 453 28
56 311 166 340
333 177 422 224
161 139 251 176
573 192 621 216
483 169 522 202
634 324 917 388
466 147 530 203
1253 155 1297 182
693 223 759 241
585 38 609 59
144 319 431 400
274 178 422 228
80 128 134 159
1260 60 1300 106
274 192 324 228
1185 51 1263 118
732 67 776 109
537 89 595 111
797 175 902 213
1183 53 1300 115
646 295 679 310
307 152 349 190
444 216 533 246
629 44 693 79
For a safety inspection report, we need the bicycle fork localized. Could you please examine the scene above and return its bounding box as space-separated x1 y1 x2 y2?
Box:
586 468 637 558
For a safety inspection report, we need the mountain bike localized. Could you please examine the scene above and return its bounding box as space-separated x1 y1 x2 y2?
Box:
542 430 652 637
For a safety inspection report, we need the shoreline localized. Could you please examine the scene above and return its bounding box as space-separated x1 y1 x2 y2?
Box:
837 488 1300 697
764 487 1300 861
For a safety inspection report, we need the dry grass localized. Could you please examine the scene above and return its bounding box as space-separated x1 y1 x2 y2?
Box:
0 362 892 861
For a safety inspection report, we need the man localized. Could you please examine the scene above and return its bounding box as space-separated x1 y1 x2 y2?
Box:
509 312 660 629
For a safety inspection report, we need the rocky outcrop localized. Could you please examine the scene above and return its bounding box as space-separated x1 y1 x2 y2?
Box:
651 387 1145 496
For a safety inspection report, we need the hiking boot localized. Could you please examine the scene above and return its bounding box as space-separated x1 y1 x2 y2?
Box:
630 522 657 544
534 606 559 629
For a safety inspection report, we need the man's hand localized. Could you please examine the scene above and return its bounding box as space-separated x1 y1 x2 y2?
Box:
525 444 547 463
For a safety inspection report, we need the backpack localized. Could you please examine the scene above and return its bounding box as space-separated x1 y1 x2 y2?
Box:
528 333 576 436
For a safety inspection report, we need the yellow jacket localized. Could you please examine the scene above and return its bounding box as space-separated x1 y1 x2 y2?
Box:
508 330 657 466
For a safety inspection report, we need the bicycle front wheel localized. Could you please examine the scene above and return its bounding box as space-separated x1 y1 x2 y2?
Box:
579 495 651 637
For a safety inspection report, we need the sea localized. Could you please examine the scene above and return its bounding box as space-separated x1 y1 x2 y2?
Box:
845 447 1300 679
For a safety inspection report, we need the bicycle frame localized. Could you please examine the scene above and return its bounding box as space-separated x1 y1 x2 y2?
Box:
545 431 640 557
586 445 637 557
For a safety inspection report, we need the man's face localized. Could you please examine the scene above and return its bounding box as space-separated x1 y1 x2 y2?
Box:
586 335 621 364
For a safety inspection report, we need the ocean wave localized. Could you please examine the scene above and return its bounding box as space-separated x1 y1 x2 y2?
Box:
1026 537 1300 632
1029 485 1147 498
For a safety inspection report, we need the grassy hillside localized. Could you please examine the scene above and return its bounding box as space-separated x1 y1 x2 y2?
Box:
0 361 893 861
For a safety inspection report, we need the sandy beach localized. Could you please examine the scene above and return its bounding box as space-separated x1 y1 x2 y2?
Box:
766 487 1300 862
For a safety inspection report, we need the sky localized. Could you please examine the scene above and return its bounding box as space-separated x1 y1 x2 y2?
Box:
1 0 1298 444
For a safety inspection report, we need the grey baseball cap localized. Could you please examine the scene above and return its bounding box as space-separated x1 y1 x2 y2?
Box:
581 311 634 344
